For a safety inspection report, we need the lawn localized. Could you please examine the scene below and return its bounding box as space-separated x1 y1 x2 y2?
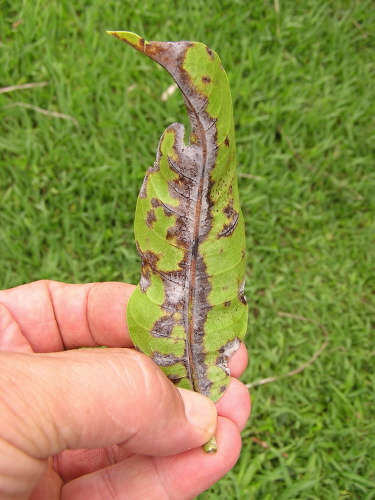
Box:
1 0 375 498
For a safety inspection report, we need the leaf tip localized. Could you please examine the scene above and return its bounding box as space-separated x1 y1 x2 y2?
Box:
106 31 148 53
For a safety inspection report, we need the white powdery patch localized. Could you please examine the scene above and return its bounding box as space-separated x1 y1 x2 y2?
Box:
217 337 241 375
222 337 241 359
139 274 151 293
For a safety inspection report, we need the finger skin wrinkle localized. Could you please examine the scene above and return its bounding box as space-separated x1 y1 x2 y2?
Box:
106 445 127 467
99 465 123 500
48 280 97 350
149 456 179 500
83 283 98 347
47 280 66 350
0 303 32 352
118 355 167 451
0 280 64 352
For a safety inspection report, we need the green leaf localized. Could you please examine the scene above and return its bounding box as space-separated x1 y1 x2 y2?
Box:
108 31 248 404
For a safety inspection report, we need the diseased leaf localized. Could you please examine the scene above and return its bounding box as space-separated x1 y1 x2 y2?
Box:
108 31 248 407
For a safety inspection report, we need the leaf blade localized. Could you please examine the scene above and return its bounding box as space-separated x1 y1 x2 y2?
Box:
111 31 248 403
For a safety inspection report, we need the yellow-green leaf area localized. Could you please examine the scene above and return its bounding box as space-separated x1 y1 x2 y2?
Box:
203 305 247 352
128 289 186 358
206 366 228 403
161 363 189 382
127 286 162 338
146 129 180 208
175 377 194 391
135 206 184 272
207 185 241 240
184 45 234 147
106 31 150 52
183 46 227 116
206 263 245 306
210 132 236 187
200 217 245 274
205 296 247 331
158 129 179 186
143 270 165 305
138 332 185 358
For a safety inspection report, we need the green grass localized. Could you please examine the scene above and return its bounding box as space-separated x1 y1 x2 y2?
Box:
1 0 375 498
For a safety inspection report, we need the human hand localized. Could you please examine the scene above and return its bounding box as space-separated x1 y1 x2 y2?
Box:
0 280 250 500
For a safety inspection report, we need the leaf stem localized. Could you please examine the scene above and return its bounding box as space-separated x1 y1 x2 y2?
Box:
203 435 217 453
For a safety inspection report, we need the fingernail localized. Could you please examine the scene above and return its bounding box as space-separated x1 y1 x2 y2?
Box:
178 388 217 434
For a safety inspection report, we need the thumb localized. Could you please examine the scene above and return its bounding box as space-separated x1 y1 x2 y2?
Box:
0 349 216 493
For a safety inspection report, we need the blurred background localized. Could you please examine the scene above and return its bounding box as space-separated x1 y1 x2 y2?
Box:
1 1 374 498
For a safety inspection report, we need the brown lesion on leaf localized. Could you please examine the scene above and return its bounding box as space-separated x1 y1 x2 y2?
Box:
191 237 199 258
138 247 160 293
202 75 211 84
150 196 174 219
151 315 175 338
151 197 161 208
238 278 247 305
219 385 227 393
152 351 182 366
223 300 231 307
218 194 239 238
146 209 157 229
134 37 147 52
165 224 190 251
205 46 215 60
166 226 175 241
168 375 185 385
139 176 148 199
224 135 230 147
238 291 247 305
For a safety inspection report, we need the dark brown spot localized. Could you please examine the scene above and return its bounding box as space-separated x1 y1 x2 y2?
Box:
239 292 247 305
151 197 161 208
219 213 239 237
146 209 157 228
138 248 161 294
219 385 227 393
224 300 231 307
168 376 184 384
218 192 239 238
202 75 211 84
224 135 230 147
223 203 236 219
192 238 199 258
205 46 215 60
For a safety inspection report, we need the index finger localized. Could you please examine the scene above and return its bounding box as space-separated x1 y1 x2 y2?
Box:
0 281 248 379
0 281 135 352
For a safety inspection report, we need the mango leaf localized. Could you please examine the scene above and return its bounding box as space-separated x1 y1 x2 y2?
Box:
108 31 248 411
